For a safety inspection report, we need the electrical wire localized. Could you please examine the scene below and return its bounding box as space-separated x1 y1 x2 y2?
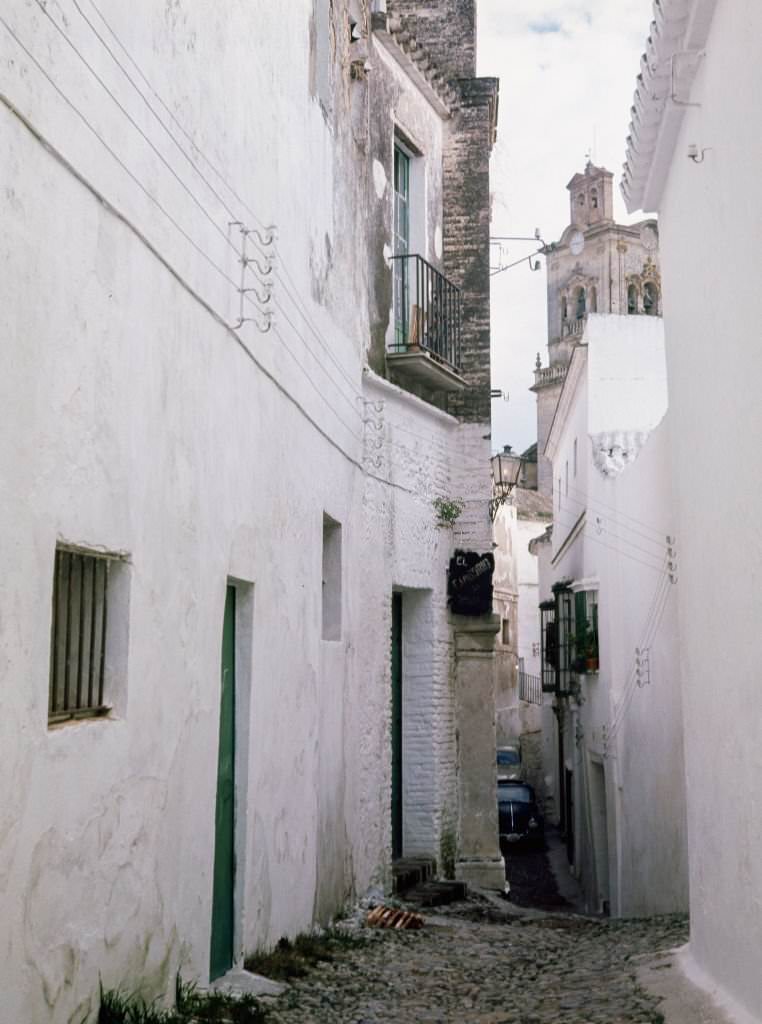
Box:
71 0 486 442
552 511 670 576
248 297 363 441
36 0 241 261
606 563 673 743
274 268 366 416
4 6 491 506
64 0 367 423
554 484 669 554
607 578 673 744
7 8 370 453
59 0 502 457
0 14 240 295
565 481 668 542
79 0 269 231
69 0 244 225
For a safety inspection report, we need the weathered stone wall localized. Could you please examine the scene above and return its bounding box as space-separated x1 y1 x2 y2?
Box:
387 0 477 79
444 77 498 425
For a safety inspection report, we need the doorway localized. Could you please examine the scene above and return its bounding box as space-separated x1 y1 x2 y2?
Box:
564 768 575 865
589 760 610 913
210 585 236 981
391 592 403 859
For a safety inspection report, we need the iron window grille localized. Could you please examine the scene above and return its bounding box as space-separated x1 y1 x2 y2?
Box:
49 547 112 723
539 582 575 696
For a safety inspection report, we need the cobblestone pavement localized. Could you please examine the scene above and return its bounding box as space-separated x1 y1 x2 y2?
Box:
266 895 688 1024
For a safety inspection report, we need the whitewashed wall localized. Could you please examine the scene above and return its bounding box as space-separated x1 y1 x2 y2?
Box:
636 1 762 1014
517 518 546 677
544 316 688 916
493 501 548 744
0 2 489 1020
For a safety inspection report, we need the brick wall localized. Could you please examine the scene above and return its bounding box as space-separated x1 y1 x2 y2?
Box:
387 0 477 79
444 78 498 424
385 1 498 426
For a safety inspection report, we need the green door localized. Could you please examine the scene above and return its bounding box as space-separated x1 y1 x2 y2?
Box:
391 592 403 859
210 585 236 980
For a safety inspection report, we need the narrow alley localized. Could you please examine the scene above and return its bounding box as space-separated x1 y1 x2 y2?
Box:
267 904 686 1024
264 839 688 1024
3 1 762 1022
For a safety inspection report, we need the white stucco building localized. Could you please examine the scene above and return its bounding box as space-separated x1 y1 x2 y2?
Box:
491 448 552 796
534 314 689 917
622 0 762 1018
0 1 500 1019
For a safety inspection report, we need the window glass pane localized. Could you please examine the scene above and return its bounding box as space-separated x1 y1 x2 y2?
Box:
498 784 532 804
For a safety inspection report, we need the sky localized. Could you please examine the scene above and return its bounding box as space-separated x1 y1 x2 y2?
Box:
476 1 654 454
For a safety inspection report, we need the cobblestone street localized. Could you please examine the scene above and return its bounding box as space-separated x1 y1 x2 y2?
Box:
265 849 688 1024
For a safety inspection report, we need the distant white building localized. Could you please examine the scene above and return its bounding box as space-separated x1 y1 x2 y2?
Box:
622 0 762 1017
491 447 552 797
531 162 660 498
533 314 688 917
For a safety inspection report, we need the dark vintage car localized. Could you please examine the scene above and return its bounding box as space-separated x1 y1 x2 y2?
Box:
497 780 543 848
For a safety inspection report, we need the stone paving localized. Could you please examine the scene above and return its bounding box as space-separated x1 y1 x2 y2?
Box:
266 896 688 1024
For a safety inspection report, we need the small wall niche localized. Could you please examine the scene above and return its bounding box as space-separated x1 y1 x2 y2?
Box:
321 513 342 641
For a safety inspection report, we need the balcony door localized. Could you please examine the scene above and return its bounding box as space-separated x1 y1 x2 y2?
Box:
393 144 410 350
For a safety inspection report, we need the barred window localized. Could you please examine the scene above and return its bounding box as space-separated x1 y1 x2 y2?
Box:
49 547 117 723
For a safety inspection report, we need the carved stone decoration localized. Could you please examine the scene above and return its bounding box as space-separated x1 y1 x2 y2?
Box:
590 430 650 478
642 257 660 282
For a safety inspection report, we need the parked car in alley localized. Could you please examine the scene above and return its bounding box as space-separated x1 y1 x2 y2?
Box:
498 780 543 848
497 741 522 781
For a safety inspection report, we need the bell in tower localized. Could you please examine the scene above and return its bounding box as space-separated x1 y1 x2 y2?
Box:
566 161 614 227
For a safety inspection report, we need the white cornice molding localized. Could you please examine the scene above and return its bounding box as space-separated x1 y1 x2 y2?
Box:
544 344 587 461
621 0 718 214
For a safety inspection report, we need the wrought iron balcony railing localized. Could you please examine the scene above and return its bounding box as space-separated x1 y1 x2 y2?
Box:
519 669 543 706
389 254 462 371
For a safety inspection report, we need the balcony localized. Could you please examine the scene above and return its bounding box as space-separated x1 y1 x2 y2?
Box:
563 316 587 338
387 254 466 392
519 669 542 706
532 363 567 390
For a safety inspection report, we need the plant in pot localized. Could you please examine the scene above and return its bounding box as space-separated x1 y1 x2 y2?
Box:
583 621 599 672
568 632 587 674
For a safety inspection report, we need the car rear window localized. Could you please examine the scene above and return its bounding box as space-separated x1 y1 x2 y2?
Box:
497 749 520 765
498 785 532 804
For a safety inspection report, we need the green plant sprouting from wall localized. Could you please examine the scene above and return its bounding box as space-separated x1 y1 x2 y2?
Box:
433 496 465 528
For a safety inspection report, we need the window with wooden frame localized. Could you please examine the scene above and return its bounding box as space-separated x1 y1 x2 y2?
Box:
48 546 127 724
573 588 599 671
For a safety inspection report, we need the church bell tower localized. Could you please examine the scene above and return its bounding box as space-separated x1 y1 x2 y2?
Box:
531 163 661 497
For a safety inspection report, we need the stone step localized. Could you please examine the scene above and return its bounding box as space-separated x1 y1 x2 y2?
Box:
403 880 469 907
391 857 436 894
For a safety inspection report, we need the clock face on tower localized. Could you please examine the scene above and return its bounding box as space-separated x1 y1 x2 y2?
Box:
640 224 658 251
569 230 585 256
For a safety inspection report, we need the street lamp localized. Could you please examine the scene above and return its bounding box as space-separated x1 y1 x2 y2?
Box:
489 445 524 521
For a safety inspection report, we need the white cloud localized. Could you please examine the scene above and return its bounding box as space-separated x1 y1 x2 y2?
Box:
478 0 653 452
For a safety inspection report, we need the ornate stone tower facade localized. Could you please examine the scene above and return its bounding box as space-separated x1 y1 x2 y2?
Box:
532 163 661 496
